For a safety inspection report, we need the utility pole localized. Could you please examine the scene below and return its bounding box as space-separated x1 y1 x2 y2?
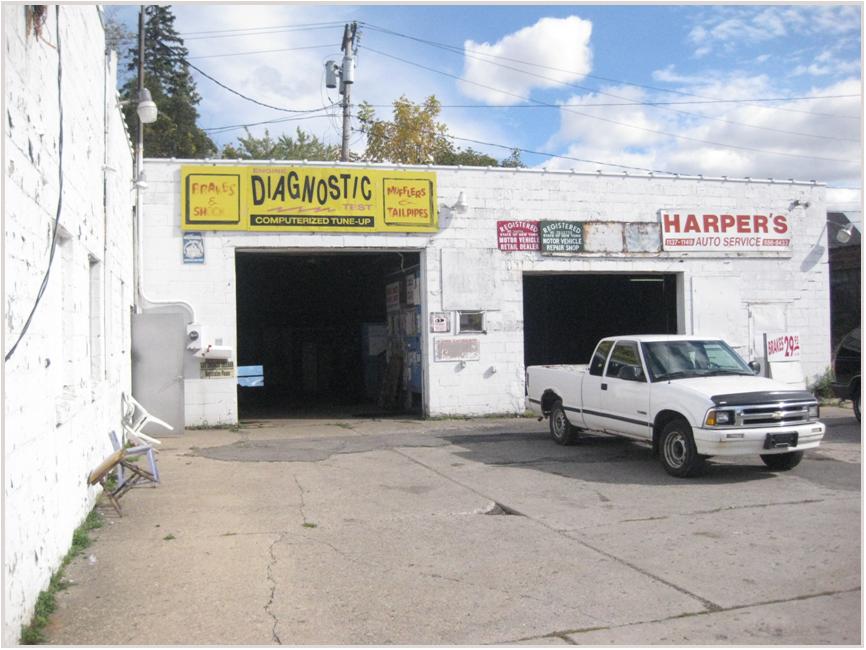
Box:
325 22 358 162
340 23 356 162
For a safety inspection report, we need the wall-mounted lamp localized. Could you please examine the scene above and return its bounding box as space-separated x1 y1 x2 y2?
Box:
790 199 811 209
451 191 468 213
836 223 856 244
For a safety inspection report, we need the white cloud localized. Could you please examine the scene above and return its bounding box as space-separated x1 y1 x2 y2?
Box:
546 75 861 186
688 5 861 57
458 16 593 105
652 65 707 85
548 85 668 151
792 50 861 77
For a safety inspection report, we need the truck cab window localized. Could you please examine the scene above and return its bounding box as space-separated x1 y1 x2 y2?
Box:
605 341 646 382
589 340 613 376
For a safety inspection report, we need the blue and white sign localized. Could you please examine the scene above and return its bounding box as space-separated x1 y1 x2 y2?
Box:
183 232 205 264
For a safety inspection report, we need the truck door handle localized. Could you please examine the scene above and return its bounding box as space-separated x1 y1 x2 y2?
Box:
601 383 608 390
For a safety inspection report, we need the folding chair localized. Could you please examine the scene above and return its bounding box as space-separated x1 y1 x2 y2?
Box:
109 429 159 486
88 448 157 517
120 392 173 447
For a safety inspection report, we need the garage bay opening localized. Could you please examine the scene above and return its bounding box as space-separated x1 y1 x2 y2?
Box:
236 251 422 418
522 273 679 366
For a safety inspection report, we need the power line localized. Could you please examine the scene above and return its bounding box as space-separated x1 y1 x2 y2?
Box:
446 134 675 174
349 124 679 175
188 44 340 60
180 21 345 37
360 22 862 120
439 43 858 142
156 39 339 114
182 24 345 41
363 46 859 165
363 95 860 109
7 6 64 361
204 112 338 135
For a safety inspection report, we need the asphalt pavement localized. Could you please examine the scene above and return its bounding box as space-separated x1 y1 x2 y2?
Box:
46 406 861 645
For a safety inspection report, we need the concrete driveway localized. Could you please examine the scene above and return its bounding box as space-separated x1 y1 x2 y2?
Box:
47 407 861 645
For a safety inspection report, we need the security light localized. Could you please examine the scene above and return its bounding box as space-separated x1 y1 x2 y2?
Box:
836 223 855 244
136 88 158 124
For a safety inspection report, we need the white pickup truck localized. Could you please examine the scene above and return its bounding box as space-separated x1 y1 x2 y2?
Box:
525 335 825 477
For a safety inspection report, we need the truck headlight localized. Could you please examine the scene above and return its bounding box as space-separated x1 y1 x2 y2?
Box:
808 404 819 420
705 409 734 426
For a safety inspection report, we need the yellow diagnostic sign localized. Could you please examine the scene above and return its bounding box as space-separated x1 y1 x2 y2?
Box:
181 165 437 233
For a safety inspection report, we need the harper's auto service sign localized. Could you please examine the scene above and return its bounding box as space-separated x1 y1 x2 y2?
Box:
659 210 791 253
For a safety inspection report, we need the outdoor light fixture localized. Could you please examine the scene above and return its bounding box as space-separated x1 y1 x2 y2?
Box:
133 170 148 190
451 191 468 213
836 223 856 244
136 88 158 124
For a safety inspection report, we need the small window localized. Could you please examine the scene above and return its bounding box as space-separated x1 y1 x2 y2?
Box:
457 311 485 334
237 365 264 388
589 340 613 376
605 341 646 382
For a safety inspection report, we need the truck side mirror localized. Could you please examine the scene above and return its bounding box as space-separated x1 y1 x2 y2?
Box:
748 360 762 375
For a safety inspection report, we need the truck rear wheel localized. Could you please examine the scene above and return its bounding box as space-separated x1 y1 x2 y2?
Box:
760 451 803 471
549 400 578 445
660 418 705 477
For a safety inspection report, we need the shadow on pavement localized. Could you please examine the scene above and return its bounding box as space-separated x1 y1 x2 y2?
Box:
441 429 778 487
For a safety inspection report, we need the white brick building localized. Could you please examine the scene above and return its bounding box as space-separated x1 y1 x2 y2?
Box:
141 160 829 424
3 6 134 642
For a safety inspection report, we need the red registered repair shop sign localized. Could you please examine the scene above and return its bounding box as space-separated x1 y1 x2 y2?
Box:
497 220 540 251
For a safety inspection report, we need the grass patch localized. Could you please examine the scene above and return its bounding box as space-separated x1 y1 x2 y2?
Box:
162 533 176 541
302 522 318 529
20 509 103 644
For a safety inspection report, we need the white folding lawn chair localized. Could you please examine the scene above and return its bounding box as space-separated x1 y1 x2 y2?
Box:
120 392 173 447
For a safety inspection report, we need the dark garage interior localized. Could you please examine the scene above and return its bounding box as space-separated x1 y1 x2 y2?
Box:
235 251 421 418
522 273 679 367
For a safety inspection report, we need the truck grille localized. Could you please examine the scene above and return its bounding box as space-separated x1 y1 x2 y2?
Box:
735 401 815 427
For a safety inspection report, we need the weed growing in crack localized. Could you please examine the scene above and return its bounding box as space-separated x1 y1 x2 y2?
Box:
163 533 176 541
302 522 318 529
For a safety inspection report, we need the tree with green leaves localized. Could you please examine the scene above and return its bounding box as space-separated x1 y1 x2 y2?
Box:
358 95 451 164
221 127 340 161
435 147 498 167
120 5 216 158
359 95 527 168
500 147 526 168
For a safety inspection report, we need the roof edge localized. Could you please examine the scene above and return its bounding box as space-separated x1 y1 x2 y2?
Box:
143 158 827 188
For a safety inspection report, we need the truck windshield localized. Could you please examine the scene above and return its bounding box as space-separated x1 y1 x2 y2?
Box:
641 340 753 382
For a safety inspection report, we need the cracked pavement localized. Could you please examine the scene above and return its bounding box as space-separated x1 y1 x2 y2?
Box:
47 407 860 644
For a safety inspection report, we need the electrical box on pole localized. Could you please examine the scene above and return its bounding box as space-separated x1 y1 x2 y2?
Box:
320 22 357 163
325 60 339 89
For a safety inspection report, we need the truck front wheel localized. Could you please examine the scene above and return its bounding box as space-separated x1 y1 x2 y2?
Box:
549 400 578 446
660 418 705 477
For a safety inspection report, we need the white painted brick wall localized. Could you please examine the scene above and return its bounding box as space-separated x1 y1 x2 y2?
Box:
3 6 134 643
143 155 829 422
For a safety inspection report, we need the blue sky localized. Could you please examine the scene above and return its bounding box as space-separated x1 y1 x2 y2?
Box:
109 3 862 188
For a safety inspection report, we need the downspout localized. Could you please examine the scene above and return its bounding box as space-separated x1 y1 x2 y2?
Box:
135 176 196 323
132 4 195 324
